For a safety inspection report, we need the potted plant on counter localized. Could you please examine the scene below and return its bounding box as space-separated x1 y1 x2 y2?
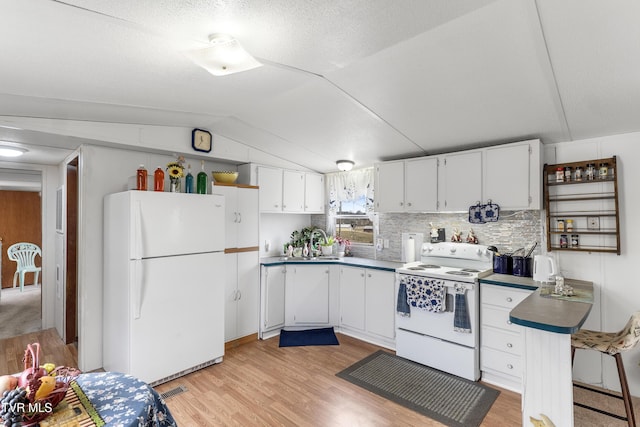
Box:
336 236 351 257
320 236 335 256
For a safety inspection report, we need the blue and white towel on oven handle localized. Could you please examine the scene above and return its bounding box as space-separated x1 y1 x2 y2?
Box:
401 275 446 313
454 282 472 333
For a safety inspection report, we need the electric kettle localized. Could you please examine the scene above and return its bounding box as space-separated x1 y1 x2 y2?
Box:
533 255 557 283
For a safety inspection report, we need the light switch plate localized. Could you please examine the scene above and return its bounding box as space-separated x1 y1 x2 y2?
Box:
587 216 600 230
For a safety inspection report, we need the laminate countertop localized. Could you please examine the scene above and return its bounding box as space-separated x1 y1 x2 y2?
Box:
260 256 403 272
480 273 594 334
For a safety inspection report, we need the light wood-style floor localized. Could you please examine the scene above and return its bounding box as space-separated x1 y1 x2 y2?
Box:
1 329 520 426
6 329 640 426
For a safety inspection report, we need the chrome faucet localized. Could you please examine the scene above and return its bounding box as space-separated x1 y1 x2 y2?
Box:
309 228 328 257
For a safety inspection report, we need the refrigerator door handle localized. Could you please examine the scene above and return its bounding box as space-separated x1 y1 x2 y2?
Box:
133 259 143 319
133 200 143 260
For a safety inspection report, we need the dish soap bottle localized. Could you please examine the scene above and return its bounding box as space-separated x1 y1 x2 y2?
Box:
185 164 194 194
154 166 164 192
196 161 207 194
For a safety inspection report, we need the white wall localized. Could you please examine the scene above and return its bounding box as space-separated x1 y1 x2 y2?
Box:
546 132 640 395
259 213 311 257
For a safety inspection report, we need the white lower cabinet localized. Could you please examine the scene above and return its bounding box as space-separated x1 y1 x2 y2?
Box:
286 264 331 325
339 266 396 347
259 262 396 348
260 265 286 337
339 267 367 330
225 251 260 342
480 283 532 392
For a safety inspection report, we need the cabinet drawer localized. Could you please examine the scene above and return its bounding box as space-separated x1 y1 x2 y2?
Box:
481 346 522 378
482 327 522 356
481 305 522 333
481 285 530 309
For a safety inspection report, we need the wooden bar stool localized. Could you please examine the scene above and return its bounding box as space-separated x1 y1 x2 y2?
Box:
571 312 640 427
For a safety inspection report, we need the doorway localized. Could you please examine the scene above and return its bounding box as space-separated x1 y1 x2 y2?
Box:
65 157 78 344
0 169 43 339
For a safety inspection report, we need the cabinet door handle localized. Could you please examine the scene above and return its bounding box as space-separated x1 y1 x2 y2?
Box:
507 343 513 348
361 273 365 277
407 202 412 207
238 212 242 223
368 274 372 278
506 297 513 302
275 204 279 208
507 320 512 325
283 204 287 208
507 364 514 370
400 202 404 206
237 290 242 300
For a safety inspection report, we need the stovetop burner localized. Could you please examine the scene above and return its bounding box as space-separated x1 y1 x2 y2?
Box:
419 264 441 269
446 270 473 276
461 268 480 273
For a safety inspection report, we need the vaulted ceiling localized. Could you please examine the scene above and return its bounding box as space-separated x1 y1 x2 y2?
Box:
1 0 639 172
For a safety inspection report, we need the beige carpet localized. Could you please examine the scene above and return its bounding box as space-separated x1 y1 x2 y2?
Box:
573 381 640 426
0 285 42 340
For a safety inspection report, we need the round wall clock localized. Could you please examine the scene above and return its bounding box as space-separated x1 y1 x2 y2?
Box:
192 129 212 153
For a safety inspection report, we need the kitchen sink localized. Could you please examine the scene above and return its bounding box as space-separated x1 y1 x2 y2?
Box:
278 256 342 261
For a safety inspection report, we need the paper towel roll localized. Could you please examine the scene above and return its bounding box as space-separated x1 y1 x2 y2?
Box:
404 237 415 263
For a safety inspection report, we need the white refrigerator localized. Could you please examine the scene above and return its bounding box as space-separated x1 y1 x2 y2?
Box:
103 190 226 385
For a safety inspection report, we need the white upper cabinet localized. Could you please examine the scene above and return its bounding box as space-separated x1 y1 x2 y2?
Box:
241 164 324 214
405 157 438 212
440 150 483 212
375 160 405 212
257 166 283 212
483 139 541 210
374 139 541 213
375 157 439 213
282 170 305 212
304 172 325 213
214 184 259 249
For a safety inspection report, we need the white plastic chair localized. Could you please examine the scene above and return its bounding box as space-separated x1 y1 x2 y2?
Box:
7 242 41 292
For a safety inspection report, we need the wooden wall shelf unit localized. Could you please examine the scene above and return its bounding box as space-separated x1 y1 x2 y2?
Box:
544 156 620 255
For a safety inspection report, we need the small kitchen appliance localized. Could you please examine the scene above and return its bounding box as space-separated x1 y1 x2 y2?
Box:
396 242 494 381
533 254 557 283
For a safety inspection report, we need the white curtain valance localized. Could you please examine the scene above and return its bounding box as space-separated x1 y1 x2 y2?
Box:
327 167 374 214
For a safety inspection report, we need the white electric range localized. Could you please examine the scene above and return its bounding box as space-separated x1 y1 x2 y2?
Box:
396 242 494 381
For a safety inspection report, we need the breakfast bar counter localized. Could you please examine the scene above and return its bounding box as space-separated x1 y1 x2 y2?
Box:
480 274 594 427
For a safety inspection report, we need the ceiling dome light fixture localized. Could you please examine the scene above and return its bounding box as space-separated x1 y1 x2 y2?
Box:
0 146 27 157
185 33 262 77
336 160 355 172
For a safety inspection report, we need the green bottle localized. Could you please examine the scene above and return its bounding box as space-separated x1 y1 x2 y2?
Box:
196 161 208 194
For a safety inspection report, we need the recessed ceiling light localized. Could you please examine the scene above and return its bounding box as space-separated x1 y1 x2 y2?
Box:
0 146 27 157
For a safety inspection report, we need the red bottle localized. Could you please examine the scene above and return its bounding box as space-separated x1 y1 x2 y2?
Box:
154 167 164 192
136 165 147 191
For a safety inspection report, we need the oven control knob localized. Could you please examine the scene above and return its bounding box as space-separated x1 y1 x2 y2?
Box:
476 248 483 255
449 247 456 254
426 246 434 252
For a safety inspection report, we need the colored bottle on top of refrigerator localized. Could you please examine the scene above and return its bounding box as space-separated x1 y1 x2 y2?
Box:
196 161 207 194
136 165 147 191
154 167 165 192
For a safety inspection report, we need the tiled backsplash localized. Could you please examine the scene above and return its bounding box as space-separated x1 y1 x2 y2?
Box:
312 211 543 262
